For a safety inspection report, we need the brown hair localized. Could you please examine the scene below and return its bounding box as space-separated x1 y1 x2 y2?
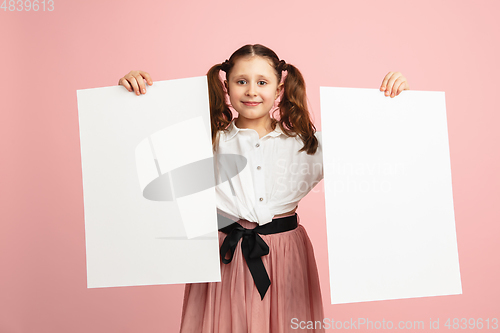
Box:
207 44 318 154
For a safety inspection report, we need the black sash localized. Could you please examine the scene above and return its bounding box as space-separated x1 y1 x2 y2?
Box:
219 213 298 300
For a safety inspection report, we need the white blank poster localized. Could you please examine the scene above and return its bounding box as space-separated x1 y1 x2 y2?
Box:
320 87 462 304
77 76 220 288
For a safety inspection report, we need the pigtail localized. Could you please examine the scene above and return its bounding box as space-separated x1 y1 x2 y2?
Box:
207 64 233 152
278 64 318 155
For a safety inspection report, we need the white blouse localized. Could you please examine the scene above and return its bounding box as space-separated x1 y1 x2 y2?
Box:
214 119 323 226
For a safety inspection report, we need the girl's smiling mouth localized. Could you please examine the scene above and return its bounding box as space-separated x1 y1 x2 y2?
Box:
242 101 261 106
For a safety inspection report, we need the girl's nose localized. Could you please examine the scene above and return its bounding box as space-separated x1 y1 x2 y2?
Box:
246 83 257 96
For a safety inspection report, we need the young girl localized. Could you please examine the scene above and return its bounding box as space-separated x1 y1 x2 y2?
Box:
118 44 409 333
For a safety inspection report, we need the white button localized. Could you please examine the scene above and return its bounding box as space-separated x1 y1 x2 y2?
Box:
257 166 261 170
259 197 263 201
255 143 260 147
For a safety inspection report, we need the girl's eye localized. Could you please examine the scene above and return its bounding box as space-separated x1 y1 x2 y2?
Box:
258 81 267 85
237 80 246 85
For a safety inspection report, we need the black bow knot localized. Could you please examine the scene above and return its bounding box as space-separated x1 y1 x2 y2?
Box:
218 214 298 300
220 225 271 300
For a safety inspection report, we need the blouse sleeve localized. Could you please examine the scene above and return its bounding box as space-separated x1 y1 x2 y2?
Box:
315 131 324 181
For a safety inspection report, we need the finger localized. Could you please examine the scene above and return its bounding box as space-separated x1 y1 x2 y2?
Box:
139 71 153 86
386 72 402 97
380 72 393 91
394 80 406 96
390 77 405 97
118 77 133 92
133 74 148 94
126 75 142 95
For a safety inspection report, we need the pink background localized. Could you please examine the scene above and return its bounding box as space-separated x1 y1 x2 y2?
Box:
1 0 499 332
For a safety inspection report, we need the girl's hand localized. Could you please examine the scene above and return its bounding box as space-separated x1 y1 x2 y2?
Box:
118 70 153 95
380 71 410 98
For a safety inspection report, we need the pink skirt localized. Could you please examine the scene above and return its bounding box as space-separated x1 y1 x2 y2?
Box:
179 215 325 333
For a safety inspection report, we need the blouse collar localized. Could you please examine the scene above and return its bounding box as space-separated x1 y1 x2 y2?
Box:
225 118 284 142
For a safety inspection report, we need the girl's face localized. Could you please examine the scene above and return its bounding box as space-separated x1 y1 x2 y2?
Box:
224 56 282 126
